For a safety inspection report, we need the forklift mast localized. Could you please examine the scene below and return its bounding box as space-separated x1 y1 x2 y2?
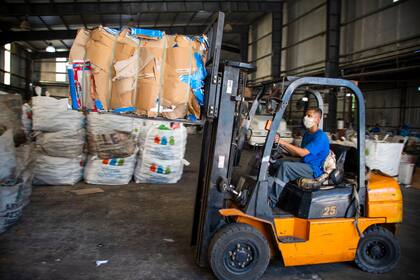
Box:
190 11 256 266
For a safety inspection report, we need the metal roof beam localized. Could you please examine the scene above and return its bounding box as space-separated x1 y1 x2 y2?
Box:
0 24 247 44
0 1 283 16
31 51 69 60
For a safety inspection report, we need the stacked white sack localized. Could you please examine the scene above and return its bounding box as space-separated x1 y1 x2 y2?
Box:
32 96 86 185
84 113 138 185
134 121 187 184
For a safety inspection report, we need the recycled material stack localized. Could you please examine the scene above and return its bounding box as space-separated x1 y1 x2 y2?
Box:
32 96 86 185
68 26 208 120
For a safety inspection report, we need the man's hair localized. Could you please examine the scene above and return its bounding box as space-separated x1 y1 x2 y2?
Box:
307 107 323 117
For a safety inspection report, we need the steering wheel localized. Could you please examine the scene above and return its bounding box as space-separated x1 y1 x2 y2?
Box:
270 133 285 162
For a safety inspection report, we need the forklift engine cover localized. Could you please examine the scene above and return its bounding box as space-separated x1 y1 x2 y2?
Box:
278 183 355 219
367 171 403 223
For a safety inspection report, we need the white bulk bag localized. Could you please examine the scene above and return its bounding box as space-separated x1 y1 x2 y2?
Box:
134 122 187 184
32 96 85 132
139 123 187 160
365 140 405 177
84 153 137 185
134 156 184 184
33 154 84 185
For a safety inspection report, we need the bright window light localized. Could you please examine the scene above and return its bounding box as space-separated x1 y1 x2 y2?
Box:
393 0 399 3
302 96 309 102
4 43 11 85
56 57 67 82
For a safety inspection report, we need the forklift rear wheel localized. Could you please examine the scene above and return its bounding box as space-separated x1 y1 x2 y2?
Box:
209 223 270 280
355 226 400 273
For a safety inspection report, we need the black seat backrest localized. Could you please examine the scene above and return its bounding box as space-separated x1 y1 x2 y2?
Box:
330 144 348 169
343 146 358 175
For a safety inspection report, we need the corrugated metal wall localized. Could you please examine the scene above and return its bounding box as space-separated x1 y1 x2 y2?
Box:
247 0 420 81
247 0 420 131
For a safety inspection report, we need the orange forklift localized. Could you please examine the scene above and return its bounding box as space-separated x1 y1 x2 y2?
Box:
191 13 402 280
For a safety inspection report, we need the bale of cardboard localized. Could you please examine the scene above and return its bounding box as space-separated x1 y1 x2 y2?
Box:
68 27 208 120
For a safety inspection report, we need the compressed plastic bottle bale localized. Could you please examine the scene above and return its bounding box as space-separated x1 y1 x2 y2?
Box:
32 96 85 132
35 129 86 158
88 132 136 159
84 153 137 185
33 154 85 186
0 129 16 182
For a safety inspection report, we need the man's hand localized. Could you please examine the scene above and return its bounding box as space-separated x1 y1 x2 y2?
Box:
277 138 310 158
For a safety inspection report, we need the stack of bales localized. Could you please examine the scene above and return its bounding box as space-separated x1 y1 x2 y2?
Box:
84 113 138 185
32 96 86 185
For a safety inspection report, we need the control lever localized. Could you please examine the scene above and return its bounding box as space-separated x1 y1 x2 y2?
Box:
217 177 247 206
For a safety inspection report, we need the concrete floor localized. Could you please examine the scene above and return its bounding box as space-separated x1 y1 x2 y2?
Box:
0 135 419 280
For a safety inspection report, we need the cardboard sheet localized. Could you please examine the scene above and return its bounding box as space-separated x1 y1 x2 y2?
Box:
135 36 166 115
110 30 139 110
86 27 118 110
69 28 91 62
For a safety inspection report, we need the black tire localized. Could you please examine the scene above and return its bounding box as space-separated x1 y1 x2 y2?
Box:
355 226 400 273
208 223 270 280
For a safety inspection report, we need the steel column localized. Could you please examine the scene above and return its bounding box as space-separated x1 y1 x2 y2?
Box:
325 0 341 131
240 29 249 62
271 7 283 80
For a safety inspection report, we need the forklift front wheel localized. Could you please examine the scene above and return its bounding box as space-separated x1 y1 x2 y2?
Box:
355 225 400 273
209 223 270 280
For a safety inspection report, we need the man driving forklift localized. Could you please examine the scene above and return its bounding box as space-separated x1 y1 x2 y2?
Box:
269 107 329 206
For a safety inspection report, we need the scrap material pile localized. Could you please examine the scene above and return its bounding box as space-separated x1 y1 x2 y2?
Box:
28 96 188 186
68 26 208 120
0 94 33 233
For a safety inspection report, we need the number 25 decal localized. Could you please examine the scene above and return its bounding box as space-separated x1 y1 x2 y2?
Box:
322 206 337 217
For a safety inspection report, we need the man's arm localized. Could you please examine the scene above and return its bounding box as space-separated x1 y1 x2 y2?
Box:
278 140 310 158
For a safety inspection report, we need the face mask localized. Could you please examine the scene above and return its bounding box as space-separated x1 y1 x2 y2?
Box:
303 116 315 129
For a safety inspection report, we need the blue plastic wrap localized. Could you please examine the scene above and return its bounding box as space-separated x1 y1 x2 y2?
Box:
130 28 164 39
67 65 79 110
113 107 136 113
179 52 207 106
